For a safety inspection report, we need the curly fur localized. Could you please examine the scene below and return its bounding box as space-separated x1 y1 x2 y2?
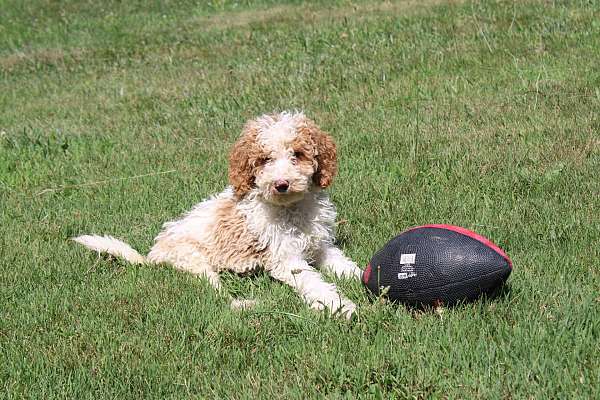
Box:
73 111 362 318
228 121 261 197
298 119 337 188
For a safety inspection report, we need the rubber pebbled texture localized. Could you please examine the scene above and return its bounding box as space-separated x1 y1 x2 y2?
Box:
363 226 512 306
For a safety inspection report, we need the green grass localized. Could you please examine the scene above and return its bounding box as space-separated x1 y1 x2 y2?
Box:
1 0 599 398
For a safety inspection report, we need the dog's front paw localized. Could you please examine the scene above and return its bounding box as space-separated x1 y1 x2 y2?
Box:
320 256 363 280
310 296 357 319
340 264 363 280
337 299 357 319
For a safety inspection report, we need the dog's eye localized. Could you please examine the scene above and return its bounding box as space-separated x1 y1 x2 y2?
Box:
291 151 304 166
257 157 272 166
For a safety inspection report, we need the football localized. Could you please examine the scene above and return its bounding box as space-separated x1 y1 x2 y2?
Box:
362 225 512 306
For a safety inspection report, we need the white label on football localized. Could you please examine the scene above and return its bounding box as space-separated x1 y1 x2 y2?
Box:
400 253 416 264
398 272 417 280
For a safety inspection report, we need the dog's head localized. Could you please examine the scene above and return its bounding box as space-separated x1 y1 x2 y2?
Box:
228 111 337 206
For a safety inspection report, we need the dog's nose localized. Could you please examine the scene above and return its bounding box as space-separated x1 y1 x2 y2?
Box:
274 180 289 193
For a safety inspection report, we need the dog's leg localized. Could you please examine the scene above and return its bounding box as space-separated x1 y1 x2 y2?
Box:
174 263 221 291
269 260 356 318
147 245 221 290
316 246 362 280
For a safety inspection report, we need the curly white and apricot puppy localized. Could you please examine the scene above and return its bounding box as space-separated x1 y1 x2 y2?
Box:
74 111 362 317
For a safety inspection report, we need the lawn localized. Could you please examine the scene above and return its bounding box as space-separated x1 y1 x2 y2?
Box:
1 0 599 398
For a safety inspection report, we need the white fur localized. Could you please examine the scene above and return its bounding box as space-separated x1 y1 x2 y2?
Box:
237 188 335 261
72 235 146 264
255 111 304 149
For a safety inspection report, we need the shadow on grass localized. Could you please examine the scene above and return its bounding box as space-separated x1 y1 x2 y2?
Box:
365 281 514 314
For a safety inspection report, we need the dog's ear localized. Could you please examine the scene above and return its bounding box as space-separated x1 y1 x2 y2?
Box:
228 122 260 197
305 121 337 188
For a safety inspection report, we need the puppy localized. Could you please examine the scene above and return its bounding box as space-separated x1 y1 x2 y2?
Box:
74 111 362 317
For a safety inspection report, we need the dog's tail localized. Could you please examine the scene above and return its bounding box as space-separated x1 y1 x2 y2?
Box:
72 235 146 265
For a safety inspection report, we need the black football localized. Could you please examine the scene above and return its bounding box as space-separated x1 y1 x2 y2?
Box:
362 225 512 306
